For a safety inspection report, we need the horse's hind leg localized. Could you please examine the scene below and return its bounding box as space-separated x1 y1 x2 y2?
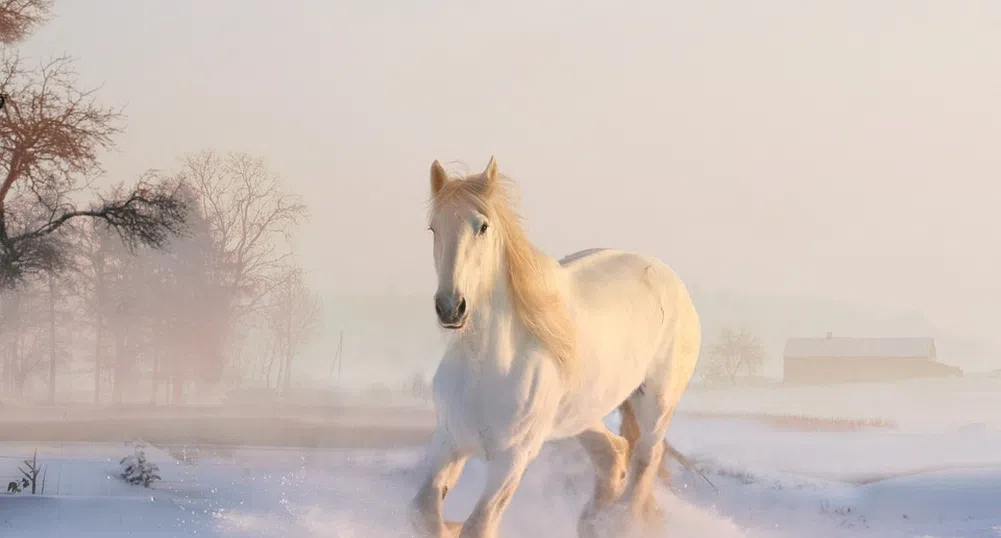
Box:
574 423 630 538
618 400 640 462
619 388 678 525
620 399 673 487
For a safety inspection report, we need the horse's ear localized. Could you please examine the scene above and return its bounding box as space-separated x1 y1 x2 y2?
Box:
482 155 499 194
430 160 448 196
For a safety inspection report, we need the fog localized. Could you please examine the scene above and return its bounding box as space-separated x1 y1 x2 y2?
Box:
1 1 1000 537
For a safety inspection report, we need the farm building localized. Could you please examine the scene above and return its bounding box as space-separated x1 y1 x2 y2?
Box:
782 334 962 385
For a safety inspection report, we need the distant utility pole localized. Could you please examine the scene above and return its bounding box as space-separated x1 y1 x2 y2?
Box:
329 330 343 383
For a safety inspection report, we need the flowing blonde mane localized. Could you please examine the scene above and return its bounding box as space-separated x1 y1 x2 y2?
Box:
429 170 577 373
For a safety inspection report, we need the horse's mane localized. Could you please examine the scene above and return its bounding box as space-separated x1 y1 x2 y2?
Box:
429 170 577 373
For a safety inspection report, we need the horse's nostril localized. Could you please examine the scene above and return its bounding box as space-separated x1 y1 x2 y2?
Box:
457 297 466 317
435 300 444 318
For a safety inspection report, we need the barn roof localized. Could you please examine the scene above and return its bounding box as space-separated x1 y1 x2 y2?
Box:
783 337 936 359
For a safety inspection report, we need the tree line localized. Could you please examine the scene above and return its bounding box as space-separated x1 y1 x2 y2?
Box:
0 0 321 404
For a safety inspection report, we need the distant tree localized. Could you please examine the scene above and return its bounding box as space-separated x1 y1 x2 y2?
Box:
174 150 307 389
263 267 321 392
42 268 77 403
701 327 766 384
149 193 229 402
0 276 48 397
77 221 114 403
177 150 307 321
103 233 146 404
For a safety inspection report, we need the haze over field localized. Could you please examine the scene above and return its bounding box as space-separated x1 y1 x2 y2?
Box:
15 1 1001 379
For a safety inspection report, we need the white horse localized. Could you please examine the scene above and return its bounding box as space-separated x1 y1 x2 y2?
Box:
410 157 702 538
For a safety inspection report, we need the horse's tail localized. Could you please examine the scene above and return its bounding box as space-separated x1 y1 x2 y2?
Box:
659 438 717 493
618 401 717 493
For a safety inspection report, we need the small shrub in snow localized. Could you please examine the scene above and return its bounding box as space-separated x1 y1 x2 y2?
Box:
120 442 161 488
11 450 46 494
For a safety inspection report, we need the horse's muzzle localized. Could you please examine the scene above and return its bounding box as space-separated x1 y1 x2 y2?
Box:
435 292 467 329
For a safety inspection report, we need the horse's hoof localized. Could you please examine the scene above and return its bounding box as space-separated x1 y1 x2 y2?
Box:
639 498 666 526
407 506 459 538
442 520 463 538
584 499 666 538
578 503 631 538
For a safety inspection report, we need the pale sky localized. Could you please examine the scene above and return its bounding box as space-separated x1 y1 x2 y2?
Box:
17 1 1001 346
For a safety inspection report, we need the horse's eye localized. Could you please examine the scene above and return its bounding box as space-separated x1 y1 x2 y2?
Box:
478 222 489 236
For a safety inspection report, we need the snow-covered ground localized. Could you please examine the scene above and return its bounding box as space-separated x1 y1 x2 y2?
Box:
2 379 1000 537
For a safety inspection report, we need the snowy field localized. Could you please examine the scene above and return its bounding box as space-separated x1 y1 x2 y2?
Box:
2 377 1000 537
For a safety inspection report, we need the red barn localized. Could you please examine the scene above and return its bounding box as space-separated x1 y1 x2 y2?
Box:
782 335 962 385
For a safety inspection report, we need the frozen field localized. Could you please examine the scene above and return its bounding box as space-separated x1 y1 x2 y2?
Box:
2 378 1000 537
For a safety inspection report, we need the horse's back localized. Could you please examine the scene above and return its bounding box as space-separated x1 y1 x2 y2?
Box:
559 248 692 305
558 247 611 267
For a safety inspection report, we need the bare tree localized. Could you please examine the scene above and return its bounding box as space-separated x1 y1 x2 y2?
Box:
0 276 48 398
264 267 321 393
172 151 306 391
0 0 52 45
77 222 109 402
178 150 307 321
701 327 767 385
44 269 57 402
0 50 188 288
151 195 230 402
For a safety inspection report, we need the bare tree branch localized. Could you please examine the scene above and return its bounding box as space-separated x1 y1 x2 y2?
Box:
0 0 52 45
0 52 123 212
1 174 189 289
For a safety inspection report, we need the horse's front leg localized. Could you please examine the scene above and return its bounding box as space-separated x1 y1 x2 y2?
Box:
410 429 469 538
458 449 534 538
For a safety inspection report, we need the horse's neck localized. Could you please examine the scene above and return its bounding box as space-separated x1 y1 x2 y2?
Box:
458 248 562 362
463 273 519 352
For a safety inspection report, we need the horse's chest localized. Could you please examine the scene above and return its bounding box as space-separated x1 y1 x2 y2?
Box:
432 357 559 457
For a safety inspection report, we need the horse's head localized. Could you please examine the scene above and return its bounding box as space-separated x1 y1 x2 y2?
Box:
426 157 505 330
